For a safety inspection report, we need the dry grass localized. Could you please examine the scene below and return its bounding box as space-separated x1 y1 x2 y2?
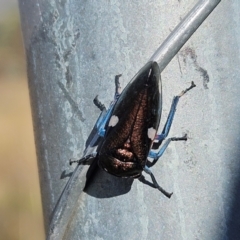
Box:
0 8 45 240
0 77 45 240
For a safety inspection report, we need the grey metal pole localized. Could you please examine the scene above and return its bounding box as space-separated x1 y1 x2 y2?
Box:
19 0 240 239
46 1 221 239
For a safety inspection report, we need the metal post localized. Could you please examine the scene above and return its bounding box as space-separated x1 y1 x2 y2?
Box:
18 0 240 239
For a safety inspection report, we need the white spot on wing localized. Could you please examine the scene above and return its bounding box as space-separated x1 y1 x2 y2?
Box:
108 115 119 127
148 127 157 140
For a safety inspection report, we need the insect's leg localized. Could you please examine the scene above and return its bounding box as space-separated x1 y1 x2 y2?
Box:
69 153 96 165
93 95 106 111
93 74 122 110
147 82 195 166
157 81 196 145
93 74 122 137
143 166 173 198
148 134 187 166
114 74 122 101
78 75 122 164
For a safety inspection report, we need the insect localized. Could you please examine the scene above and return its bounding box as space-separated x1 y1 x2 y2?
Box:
70 61 195 198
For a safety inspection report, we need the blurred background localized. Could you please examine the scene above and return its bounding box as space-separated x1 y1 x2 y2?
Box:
0 0 45 239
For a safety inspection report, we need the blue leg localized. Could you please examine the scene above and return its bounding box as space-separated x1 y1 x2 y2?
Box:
148 134 187 166
95 74 122 137
149 138 173 160
155 81 196 147
148 81 195 163
73 74 123 162
96 105 115 137
143 166 173 198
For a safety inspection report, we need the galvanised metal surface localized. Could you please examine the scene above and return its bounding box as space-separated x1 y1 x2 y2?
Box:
18 0 240 239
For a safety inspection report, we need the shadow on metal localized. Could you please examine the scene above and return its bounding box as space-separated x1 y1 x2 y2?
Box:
84 160 134 198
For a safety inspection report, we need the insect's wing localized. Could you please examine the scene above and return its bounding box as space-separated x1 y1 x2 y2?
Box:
99 62 162 166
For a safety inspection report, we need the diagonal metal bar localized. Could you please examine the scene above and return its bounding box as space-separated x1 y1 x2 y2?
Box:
149 0 221 72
